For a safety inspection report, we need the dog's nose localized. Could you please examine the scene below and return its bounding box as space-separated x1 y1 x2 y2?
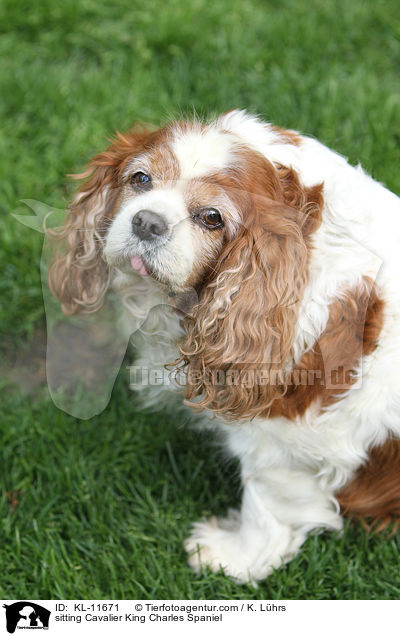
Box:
132 209 168 241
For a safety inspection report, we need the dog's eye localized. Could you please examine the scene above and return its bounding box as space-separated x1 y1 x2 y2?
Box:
197 208 224 230
131 171 152 191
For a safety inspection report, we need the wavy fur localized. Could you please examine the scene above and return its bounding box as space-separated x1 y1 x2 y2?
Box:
179 152 323 420
48 128 153 314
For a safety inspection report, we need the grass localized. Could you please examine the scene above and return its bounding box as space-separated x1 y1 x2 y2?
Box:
1 0 400 599
1 380 400 599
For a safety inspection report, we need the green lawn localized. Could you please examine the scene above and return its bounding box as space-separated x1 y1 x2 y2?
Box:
1 0 400 599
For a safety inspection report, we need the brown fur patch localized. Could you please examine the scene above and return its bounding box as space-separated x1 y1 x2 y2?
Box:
270 125 302 146
274 164 323 238
182 178 242 289
337 437 400 530
76 126 162 193
270 277 385 419
202 150 324 242
178 149 325 420
141 141 180 184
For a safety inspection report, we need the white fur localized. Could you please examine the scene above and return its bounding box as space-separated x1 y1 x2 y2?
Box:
105 188 197 287
172 126 235 180
106 111 400 583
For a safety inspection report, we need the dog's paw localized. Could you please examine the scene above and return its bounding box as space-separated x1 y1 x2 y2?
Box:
184 514 264 584
184 511 307 583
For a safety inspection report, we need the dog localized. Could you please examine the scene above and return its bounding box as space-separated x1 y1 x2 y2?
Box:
48 110 400 583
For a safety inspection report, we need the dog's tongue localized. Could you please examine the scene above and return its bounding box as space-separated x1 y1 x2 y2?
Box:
130 255 149 276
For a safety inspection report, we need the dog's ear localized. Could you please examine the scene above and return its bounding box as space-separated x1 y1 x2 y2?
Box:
48 128 152 315
179 159 322 420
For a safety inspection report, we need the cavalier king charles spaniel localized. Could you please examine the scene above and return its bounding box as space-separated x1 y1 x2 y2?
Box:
49 110 400 583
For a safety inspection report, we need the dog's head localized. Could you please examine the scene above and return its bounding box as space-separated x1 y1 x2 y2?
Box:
49 110 323 417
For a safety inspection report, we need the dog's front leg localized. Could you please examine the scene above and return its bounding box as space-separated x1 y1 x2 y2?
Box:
185 466 342 583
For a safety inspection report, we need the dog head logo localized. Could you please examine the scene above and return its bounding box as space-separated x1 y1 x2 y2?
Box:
2 602 50 633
